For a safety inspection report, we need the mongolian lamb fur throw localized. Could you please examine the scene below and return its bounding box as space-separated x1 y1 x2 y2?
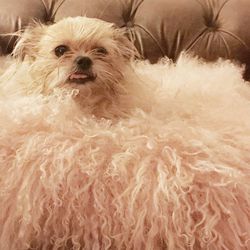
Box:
0 56 250 249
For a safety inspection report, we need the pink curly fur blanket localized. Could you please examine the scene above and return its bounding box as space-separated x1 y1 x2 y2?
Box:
0 57 250 249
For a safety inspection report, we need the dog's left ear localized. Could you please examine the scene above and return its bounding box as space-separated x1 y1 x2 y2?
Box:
113 28 139 60
12 22 45 61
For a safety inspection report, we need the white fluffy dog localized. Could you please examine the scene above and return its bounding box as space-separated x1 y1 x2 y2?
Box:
0 17 250 250
0 17 143 118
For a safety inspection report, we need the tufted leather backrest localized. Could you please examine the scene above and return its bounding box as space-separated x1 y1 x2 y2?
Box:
1 0 250 78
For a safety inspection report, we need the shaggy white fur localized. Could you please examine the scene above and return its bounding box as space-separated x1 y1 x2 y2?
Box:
0 55 250 249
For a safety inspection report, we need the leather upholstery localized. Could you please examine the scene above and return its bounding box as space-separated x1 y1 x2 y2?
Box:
1 0 250 78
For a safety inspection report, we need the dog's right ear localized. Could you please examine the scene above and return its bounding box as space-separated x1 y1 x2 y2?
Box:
12 22 45 61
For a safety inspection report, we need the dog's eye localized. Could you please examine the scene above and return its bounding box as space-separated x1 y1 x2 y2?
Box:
54 45 69 57
95 47 108 55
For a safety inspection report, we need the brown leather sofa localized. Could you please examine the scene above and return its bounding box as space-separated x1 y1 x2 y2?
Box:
1 0 250 78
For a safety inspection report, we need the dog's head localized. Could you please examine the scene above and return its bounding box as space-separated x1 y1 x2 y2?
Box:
13 17 137 94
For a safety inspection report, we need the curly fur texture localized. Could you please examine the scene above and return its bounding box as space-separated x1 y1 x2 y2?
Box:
0 54 250 249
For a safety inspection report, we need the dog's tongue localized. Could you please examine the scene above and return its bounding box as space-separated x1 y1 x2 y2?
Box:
69 73 88 80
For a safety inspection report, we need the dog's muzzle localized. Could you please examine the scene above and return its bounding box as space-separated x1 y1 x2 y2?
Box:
68 56 96 84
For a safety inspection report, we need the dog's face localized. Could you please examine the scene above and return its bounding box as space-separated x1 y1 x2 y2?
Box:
13 17 136 94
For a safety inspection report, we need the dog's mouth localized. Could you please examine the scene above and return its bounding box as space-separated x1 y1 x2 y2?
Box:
68 71 96 84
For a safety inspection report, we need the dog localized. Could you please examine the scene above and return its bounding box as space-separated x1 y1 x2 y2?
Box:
0 16 153 118
0 16 250 250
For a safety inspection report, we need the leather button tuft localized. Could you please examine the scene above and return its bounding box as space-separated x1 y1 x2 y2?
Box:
126 21 134 27
205 19 220 31
206 25 219 32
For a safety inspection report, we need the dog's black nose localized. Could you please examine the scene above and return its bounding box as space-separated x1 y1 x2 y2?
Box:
75 56 92 70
